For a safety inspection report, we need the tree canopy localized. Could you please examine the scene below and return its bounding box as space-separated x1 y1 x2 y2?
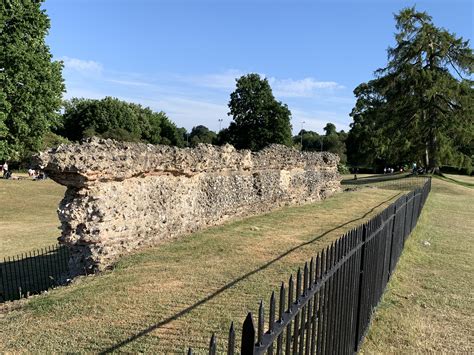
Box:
294 124 348 164
58 97 186 147
225 74 293 150
348 7 473 172
188 125 217 147
0 0 65 161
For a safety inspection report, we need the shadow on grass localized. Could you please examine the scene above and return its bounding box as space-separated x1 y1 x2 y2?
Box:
342 174 428 191
100 192 402 353
0 245 69 302
436 175 474 188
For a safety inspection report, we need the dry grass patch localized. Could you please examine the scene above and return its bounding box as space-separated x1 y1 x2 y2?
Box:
0 187 401 353
0 178 65 258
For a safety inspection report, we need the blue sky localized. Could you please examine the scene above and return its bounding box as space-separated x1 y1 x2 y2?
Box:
42 0 473 134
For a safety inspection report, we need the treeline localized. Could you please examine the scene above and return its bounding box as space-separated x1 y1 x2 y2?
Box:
58 97 186 146
51 93 347 157
1 2 472 174
295 123 347 164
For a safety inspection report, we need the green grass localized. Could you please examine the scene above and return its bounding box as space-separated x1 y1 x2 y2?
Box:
1 177 469 352
0 185 401 353
0 178 65 258
361 178 474 353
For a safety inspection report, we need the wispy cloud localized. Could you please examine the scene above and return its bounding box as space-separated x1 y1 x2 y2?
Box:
178 69 244 90
181 70 344 98
59 58 352 133
61 56 103 74
270 77 344 98
106 79 153 87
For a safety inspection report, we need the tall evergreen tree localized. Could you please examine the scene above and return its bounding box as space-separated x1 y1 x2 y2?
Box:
1 0 65 160
349 7 473 172
226 74 293 150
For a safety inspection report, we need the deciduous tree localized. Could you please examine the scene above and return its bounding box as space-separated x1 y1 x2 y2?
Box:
1 0 65 160
59 97 185 147
188 125 217 147
226 74 293 150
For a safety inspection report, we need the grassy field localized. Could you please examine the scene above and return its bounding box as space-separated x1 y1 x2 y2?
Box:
361 177 474 353
0 184 402 353
0 176 471 352
0 178 65 258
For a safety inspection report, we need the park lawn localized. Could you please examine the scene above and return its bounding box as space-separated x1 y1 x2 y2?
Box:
0 178 65 258
361 178 474 353
0 186 402 353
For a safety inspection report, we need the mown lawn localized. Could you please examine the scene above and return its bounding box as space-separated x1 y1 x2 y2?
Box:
361 178 474 353
0 177 65 258
0 185 401 353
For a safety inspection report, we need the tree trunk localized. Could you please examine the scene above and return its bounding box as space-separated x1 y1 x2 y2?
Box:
427 132 441 174
425 144 429 168
426 101 442 175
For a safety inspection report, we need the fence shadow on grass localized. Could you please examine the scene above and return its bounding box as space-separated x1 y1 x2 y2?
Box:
100 192 403 354
342 174 427 191
0 244 70 302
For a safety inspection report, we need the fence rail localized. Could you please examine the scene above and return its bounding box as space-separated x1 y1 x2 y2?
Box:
189 177 431 354
0 244 70 302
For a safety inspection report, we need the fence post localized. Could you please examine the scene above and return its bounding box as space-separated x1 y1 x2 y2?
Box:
241 312 256 355
410 190 418 233
354 224 368 351
0 263 4 302
387 204 398 280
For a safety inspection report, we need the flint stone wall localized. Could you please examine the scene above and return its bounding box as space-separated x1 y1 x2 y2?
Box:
37 138 341 274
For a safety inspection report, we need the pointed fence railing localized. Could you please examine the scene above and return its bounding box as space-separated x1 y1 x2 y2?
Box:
188 177 431 354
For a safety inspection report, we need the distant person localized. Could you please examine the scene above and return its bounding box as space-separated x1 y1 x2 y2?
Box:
412 162 417 175
28 168 36 177
383 167 387 174
2 162 8 178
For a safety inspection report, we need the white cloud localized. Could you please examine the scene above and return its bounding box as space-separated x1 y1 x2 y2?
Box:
270 77 344 98
63 87 107 100
178 69 244 90
106 79 153 87
61 56 103 74
126 96 229 131
181 71 344 98
60 63 352 132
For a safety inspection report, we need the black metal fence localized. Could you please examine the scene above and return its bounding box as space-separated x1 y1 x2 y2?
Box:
0 244 70 302
189 177 431 354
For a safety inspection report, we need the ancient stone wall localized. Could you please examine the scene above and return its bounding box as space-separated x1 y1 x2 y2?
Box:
36 138 341 274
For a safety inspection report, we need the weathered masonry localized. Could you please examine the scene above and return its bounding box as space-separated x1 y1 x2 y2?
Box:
36 138 341 274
